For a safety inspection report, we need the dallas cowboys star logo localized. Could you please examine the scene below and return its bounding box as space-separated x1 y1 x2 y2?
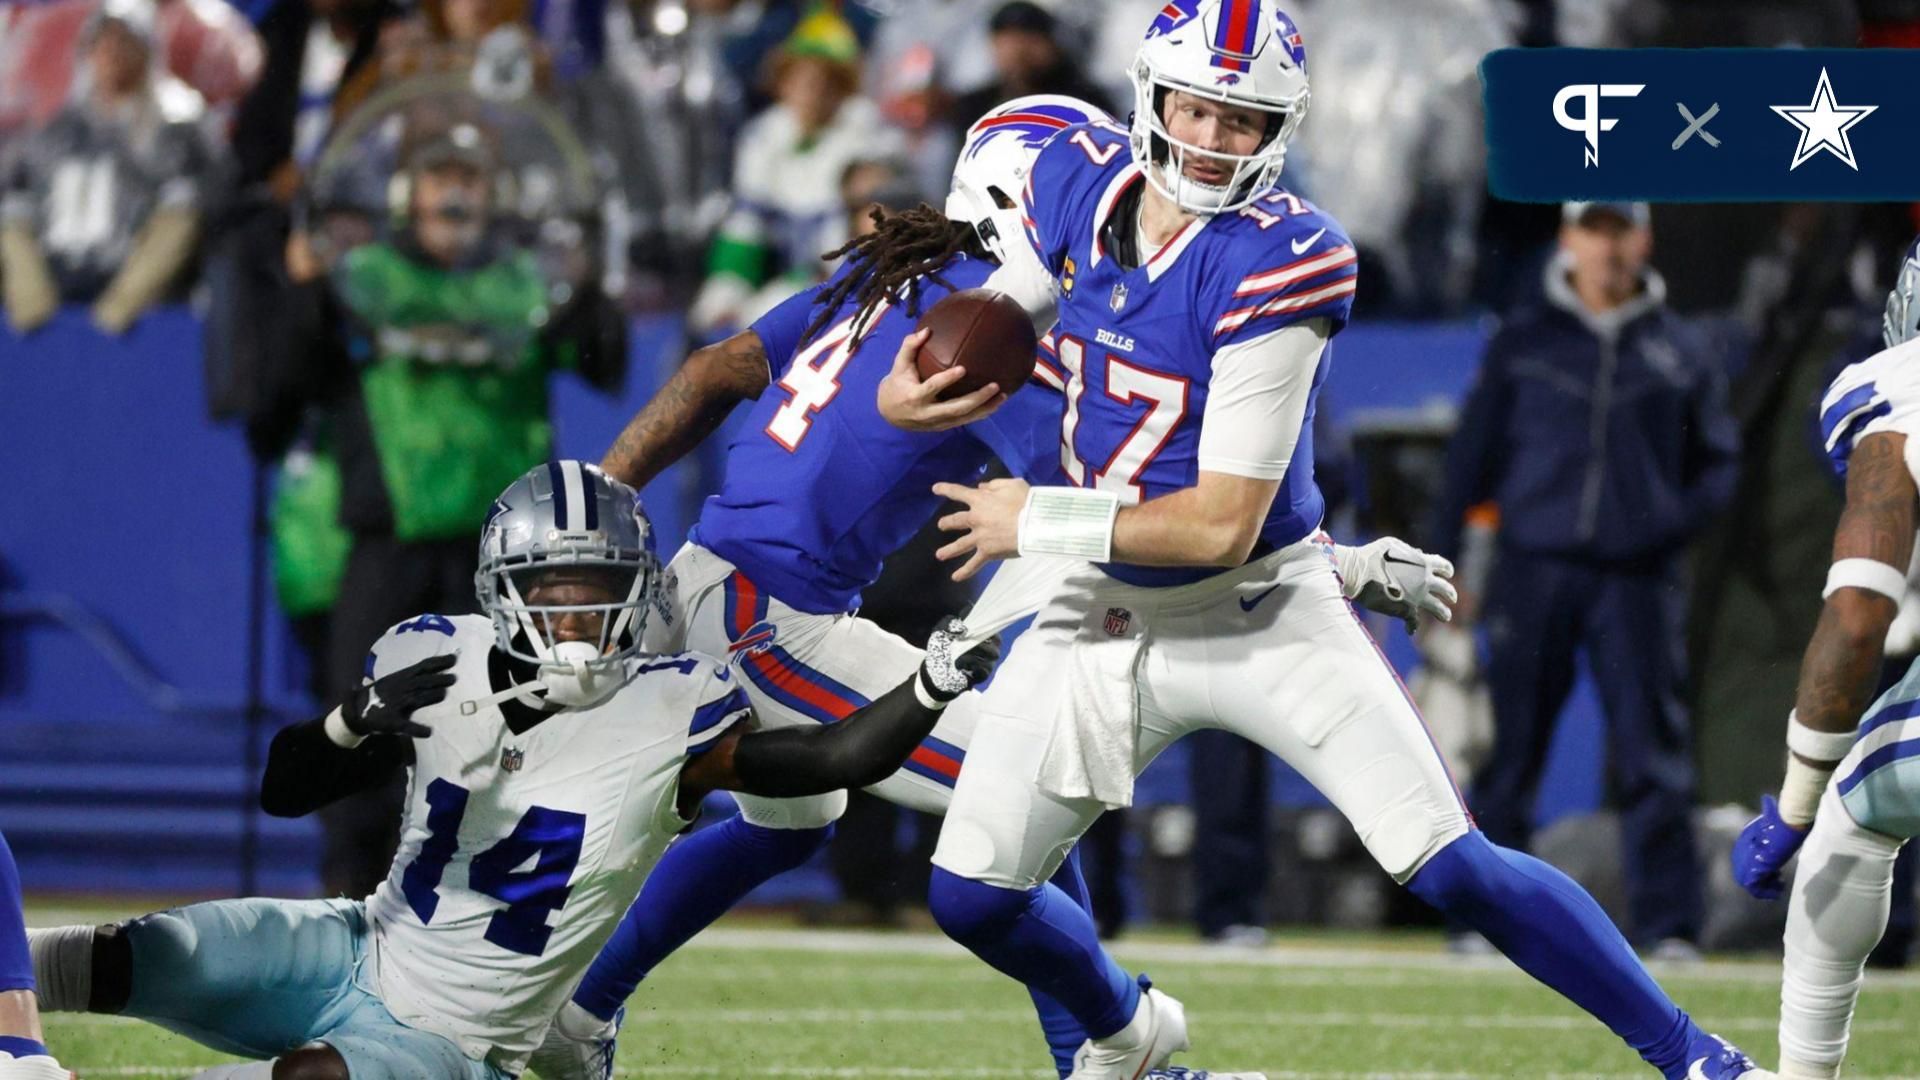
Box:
1770 67 1877 171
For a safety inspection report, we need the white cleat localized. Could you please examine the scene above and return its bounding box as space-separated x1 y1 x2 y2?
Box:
527 1000 621 1080
1145 1070 1270 1079
1069 987 1190 1080
0 1053 75 1080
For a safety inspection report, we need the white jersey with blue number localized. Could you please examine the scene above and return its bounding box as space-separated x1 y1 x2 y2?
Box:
358 614 747 1073
1819 335 1920 479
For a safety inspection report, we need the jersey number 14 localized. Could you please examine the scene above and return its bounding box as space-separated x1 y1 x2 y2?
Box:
401 778 585 957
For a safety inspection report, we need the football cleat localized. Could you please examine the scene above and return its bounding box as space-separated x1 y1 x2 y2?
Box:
527 1000 622 1080
1146 1069 1270 1079
1683 1032 1771 1080
1069 978 1189 1080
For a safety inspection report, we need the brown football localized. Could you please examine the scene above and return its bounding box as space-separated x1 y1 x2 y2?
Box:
914 288 1039 401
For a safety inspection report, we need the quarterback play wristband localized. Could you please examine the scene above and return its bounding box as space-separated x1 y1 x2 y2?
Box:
1017 487 1121 561
1823 558 1908 603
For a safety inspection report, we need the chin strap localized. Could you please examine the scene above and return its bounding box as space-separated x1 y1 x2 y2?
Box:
459 678 552 716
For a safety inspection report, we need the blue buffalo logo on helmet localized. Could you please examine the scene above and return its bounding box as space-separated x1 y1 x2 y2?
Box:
1271 6 1306 68
962 100 1098 160
1146 0 1203 38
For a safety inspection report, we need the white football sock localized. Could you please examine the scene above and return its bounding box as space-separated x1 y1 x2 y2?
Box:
1778 789 1905 1078
24 927 90 1013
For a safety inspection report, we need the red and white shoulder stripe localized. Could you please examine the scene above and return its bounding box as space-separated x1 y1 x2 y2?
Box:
1212 246 1358 338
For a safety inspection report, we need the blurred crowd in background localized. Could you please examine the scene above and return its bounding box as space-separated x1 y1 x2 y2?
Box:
12 0 1920 962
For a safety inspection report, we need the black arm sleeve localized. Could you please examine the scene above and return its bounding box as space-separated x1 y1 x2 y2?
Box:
729 678 940 798
259 714 413 818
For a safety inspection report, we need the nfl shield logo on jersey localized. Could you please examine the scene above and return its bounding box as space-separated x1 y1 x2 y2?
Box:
500 746 525 772
1103 607 1133 636
1110 282 1128 313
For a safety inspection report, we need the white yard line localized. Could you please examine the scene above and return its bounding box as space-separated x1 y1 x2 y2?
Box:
685 926 1920 990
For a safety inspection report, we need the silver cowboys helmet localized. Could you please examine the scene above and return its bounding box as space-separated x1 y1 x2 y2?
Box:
1886 233 1920 348
475 460 661 707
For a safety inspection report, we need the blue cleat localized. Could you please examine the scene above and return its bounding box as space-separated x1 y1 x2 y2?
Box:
1683 1032 1773 1080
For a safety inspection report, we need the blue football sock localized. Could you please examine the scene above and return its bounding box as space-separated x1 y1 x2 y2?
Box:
0 1036 47 1060
1406 831 1693 1077
1031 852 1094 1077
929 866 1139 1041
572 815 833 1021
0 831 31 994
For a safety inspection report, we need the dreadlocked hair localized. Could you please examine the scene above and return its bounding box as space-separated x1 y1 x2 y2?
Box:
799 203 991 345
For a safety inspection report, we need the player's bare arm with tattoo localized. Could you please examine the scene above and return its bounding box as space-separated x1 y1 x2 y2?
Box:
600 330 772 489
1795 433 1916 743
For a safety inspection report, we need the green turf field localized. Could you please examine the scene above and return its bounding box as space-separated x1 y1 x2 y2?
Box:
28 902 1920 1079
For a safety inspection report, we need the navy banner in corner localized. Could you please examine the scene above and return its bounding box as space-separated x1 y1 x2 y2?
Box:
1483 48 1920 202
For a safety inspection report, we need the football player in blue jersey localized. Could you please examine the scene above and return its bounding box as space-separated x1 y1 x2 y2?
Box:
540 94 1454 1080
0 831 68 1080
880 4 1767 1079
1728 237 1920 1080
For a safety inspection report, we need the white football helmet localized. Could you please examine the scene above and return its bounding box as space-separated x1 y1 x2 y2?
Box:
1129 0 1311 214
948 95 1114 263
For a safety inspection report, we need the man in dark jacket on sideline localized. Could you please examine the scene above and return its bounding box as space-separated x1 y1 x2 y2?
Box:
1428 200 1739 956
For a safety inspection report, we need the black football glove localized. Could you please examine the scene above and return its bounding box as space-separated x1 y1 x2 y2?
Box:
917 617 1002 703
344 654 458 739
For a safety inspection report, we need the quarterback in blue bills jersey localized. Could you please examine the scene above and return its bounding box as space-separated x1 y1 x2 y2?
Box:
552 95 1450 1080
880 4 1770 1079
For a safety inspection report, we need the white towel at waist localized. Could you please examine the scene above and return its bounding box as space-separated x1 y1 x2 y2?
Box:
1034 602 1146 810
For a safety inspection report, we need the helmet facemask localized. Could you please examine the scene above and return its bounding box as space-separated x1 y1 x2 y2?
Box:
1128 59 1306 215
1885 241 1920 349
477 544 659 709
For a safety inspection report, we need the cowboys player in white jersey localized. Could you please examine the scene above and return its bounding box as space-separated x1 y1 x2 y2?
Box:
1731 235 1920 1079
23 460 997 1080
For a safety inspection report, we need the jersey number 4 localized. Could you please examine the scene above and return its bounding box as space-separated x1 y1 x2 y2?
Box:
401 778 585 956
765 302 893 451
1055 335 1190 502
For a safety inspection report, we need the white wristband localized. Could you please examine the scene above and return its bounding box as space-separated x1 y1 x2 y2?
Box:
1017 486 1120 561
912 674 950 711
1824 558 1908 603
324 705 367 748
1786 710 1855 763
1778 753 1836 828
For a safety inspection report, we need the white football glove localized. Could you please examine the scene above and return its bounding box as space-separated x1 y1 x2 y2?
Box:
1333 537 1457 632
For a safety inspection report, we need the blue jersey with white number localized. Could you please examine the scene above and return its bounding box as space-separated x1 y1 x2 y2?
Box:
692 252 1067 614
360 614 747 1072
1021 120 1356 586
